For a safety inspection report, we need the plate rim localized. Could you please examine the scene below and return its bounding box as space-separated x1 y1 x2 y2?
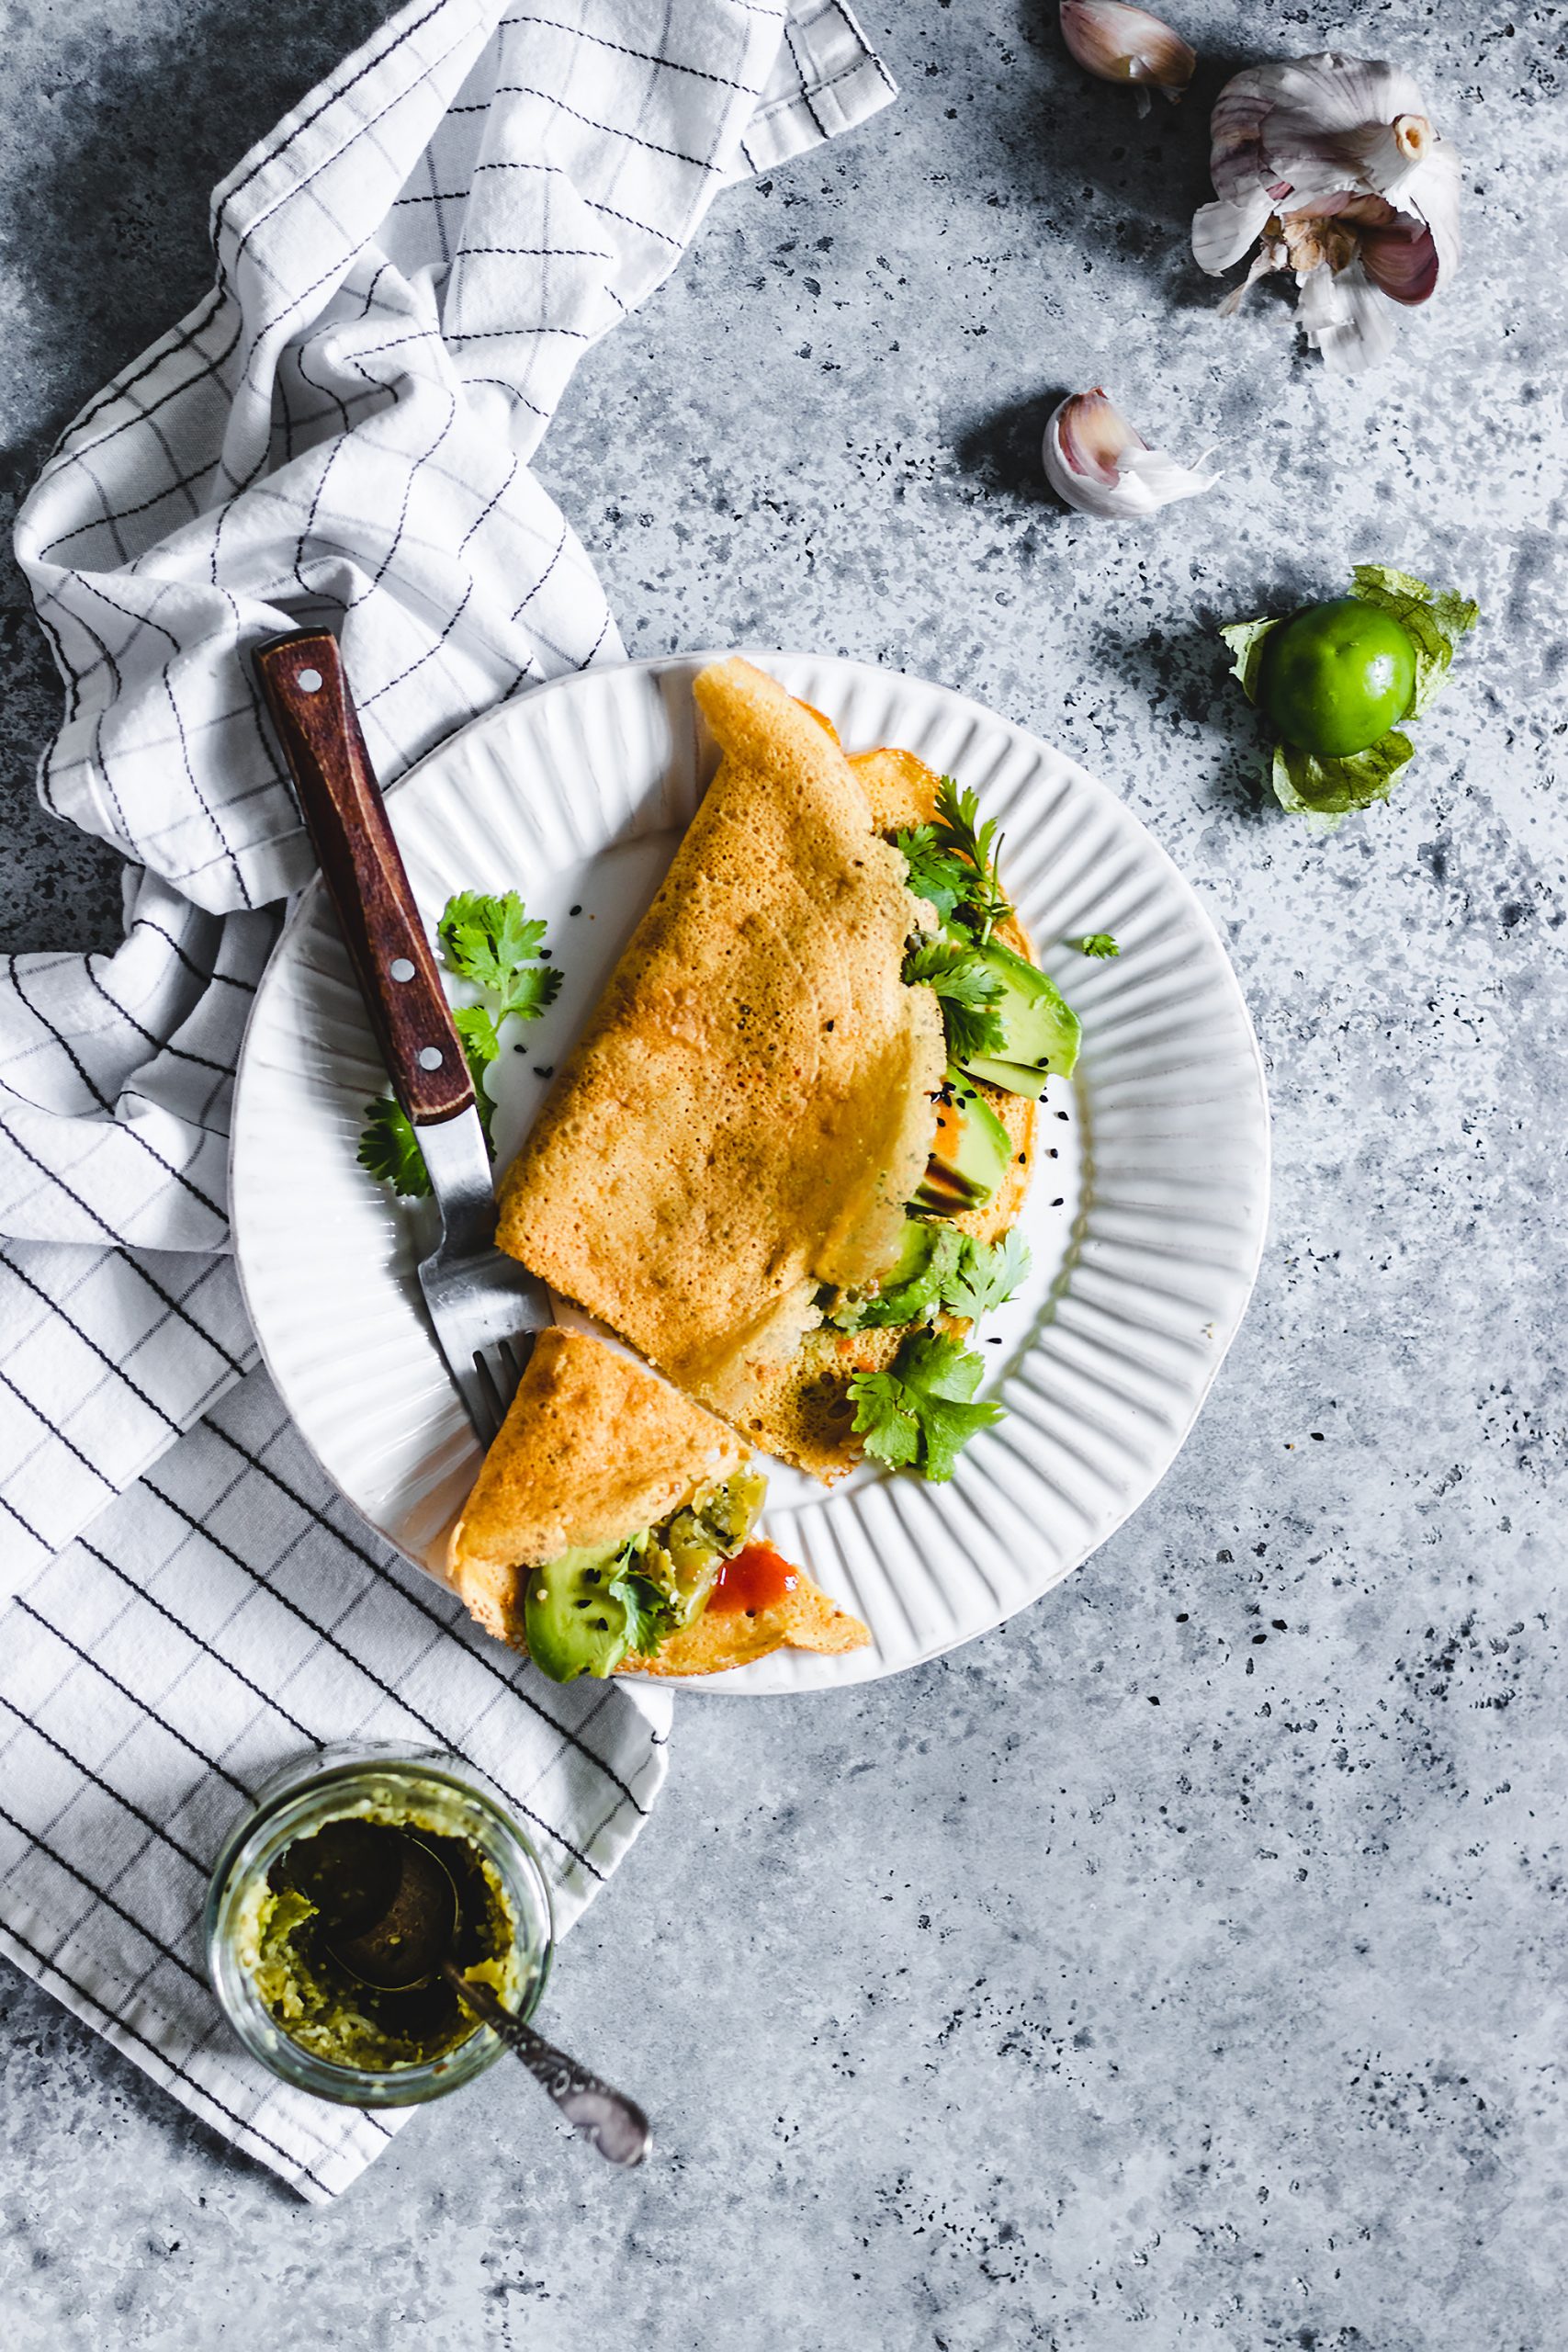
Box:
231 649 1272 1692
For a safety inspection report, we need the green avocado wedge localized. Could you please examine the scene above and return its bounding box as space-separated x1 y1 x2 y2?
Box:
914 1076 1012 1216
955 941 1080 1093
524 1539 632 1681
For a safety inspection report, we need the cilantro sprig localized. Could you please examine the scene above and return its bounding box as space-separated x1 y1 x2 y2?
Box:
901 937 1008 1064
358 888 559 1200
1070 933 1120 959
848 1330 1006 1482
833 1224 1031 1332
608 1563 680 1657
438 891 562 1022
895 775 1012 944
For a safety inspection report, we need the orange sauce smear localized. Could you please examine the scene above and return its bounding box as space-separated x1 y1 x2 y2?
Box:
706 1542 798 1616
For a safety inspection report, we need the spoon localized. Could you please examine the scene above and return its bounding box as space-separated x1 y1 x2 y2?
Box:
291 1820 651 2165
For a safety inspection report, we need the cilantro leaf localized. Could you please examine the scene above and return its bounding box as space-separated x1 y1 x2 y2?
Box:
944 1229 1032 1323
849 1329 1005 1483
892 823 973 923
359 888 564 1196
1070 933 1120 959
902 937 1008 1063
931 776 1012 944
609 1566 680 1657
437 890 559 1022
832 1222 966 1330
356 1096 431 1198
502 963 563 1022
452 1004 500 1143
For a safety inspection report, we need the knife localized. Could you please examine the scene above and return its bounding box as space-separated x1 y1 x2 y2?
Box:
254 628 550 1444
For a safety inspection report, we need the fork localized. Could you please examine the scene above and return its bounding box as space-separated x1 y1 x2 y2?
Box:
254 629 551 1445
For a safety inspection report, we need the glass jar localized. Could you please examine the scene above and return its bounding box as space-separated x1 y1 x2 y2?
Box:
205 1742 553 2107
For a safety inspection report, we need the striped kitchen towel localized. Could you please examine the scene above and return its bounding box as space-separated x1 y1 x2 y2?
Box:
1 0 895 2198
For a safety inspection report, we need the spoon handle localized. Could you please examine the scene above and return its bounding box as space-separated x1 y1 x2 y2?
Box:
447 1968 652 2166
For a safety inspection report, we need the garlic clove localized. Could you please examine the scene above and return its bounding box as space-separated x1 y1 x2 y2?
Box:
1295 255 1398 374
1043 389 1220 520
1193 51 1462 370
1192 189 1277 275
1059 1 1195 115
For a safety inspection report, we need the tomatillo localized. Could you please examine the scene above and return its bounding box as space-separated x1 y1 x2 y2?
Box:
1260 598 1417 760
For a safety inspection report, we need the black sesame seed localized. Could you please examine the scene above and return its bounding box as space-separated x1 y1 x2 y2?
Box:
533 1065 554 1078
570 904 582 916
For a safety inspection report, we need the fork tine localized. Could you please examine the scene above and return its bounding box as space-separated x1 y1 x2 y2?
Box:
470 1349 509 1442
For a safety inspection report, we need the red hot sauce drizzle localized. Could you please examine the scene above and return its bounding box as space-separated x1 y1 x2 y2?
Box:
706 1542 797 1617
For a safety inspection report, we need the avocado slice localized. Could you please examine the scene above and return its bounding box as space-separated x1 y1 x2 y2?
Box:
914 1076 1012 1216
524 1538 632 1681
958 941 1080 1092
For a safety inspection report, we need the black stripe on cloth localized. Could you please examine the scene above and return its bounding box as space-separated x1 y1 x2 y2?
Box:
33 594 138 845
360 576 474 707
0 1109 221 1254
456 453 520 557
13 1600 254 1799
132 918 257 995
36 447 220 561
141 1478 606 1881
494 16 763 96
213 0 454 229
2 1234 249 1393
0 1053 225 1233
446 323 592 343
455 246 614 262
832 0 899 94
1 1491 47 1547
343 390 459 612
459 375 551 423
76 1539 317 1747
0 1364 118 1496
783 16 832 141
512 517 569 619
63 574 250 909
0 1915 339 2194
0 1802 207 1987
220 17 482 308
0 1691 209 1876
199 1419 652 1818
77 960 235 1077
46 288 230 458
576 609 613 671
6 956 231 1229
486 82 725 174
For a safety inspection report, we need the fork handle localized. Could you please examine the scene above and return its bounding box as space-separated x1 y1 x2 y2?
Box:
254 628 473 1126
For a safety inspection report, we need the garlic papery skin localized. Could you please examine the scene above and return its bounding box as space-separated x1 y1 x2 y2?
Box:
1059 1 1195 117
1191 52 1461 374
1043 390 1220 521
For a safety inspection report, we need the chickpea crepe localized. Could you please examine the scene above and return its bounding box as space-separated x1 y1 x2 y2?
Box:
448 1328 869 1681
496 657 1069 1483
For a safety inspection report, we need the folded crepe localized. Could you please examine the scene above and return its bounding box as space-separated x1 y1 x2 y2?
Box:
448 1327 869 1679
496 657 1035 1478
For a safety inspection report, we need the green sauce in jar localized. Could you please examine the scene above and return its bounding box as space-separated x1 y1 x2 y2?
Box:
232 1794 523 2072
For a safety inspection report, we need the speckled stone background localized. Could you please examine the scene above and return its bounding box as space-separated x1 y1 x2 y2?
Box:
3 2 1565 2345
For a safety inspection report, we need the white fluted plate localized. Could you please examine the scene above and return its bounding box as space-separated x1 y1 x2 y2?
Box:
231 653 1269 1693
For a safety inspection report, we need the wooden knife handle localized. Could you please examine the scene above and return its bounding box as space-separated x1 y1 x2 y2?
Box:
254 629 473 1126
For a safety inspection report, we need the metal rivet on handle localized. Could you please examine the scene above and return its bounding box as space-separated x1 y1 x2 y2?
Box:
296 667 323 693
418 1046 445 1070
389 957 416 982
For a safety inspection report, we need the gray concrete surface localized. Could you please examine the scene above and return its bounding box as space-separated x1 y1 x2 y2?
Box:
3 2 1565 2346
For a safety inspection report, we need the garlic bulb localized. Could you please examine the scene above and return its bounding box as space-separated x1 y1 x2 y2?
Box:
1192 53 1461 373
1043 389 1219 520
1059 1 1195 116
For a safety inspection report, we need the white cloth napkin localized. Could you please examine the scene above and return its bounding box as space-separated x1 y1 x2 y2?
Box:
0 0 894 2199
